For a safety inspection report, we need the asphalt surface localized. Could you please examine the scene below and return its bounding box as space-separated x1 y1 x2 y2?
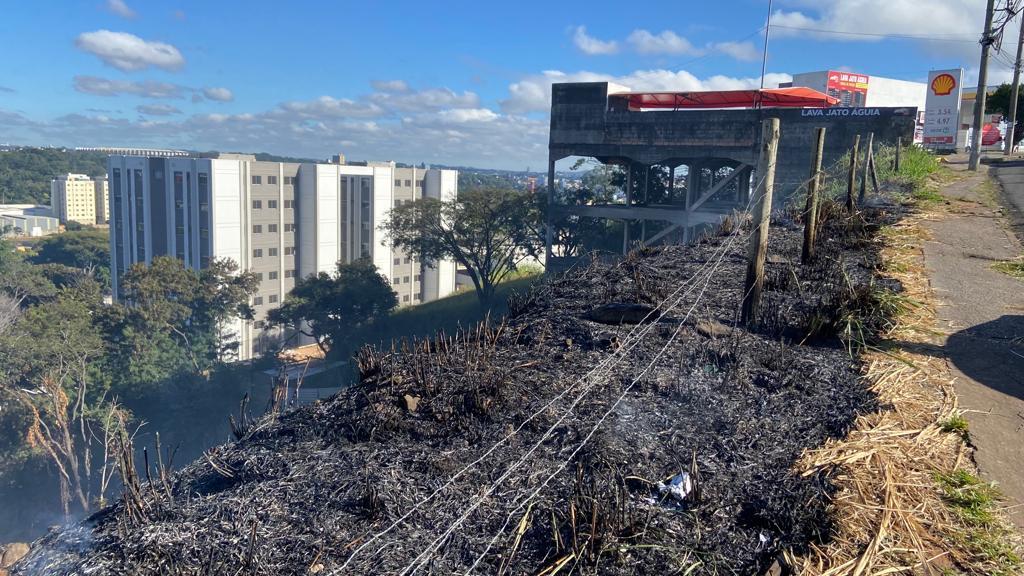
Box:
922 158 1024 529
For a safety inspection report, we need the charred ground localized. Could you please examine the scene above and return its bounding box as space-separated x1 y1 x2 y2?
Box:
14 201 903 575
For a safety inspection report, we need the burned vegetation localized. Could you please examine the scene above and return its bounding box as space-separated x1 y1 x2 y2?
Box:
14 201 905 575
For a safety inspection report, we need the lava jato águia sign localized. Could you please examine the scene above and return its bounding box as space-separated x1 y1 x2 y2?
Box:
923 68 963 149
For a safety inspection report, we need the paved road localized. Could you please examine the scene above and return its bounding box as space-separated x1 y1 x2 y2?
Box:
921 159 1024 529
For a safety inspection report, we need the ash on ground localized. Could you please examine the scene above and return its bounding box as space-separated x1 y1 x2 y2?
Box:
14 204 903 575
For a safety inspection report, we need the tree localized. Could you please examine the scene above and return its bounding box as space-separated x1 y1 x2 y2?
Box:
0 147 108 205
32 228 109 268
0 280 122 517
382 189 540 308
268 258 397 355
986 83 1024 148
0 236 57 304
105 256 257 392
529 161 623 258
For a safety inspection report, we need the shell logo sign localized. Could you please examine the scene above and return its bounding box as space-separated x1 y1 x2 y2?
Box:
930 73 957 96
924 68 963 148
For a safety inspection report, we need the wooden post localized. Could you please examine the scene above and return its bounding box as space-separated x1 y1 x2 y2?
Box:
869 153 880 195
859 132 873 203
802 127 826 265
545 158 555 264
624 163 633 255
894 137 902 171
741 118 780 326
846 134 861 211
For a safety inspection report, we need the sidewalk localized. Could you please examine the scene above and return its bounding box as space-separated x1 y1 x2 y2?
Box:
922 158 1024 529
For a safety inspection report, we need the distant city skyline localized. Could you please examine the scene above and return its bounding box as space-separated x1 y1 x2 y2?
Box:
0 0 1011 170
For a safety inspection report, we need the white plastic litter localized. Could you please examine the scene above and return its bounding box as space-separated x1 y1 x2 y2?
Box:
656 472 692 502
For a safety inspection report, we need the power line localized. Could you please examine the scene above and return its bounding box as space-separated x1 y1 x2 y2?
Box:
769 24 980 43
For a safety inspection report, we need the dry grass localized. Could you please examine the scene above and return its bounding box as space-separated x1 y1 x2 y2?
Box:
788 212 1023 575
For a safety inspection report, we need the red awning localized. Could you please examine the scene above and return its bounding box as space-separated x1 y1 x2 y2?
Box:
614 87 839 109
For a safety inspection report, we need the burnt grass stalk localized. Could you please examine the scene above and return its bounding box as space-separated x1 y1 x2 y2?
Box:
14 198 910 575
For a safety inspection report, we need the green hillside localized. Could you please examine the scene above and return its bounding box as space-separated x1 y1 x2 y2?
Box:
0 148 109 205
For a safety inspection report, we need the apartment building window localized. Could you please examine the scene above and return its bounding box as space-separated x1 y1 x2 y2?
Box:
254 272 263 281
254 320 265 329
285 269 296 278
268 247 278 256
253 248 263 258
267 175 278 185
267 200 278 209
284 200 294 209
269 271 278 280
284 176 295 186
269 295 278 303
253 296 263 305
394 257 401 265
253 200 262 209
266 224 277 233
403 295 410 302
252 175 262 185
284 246 296 255
404 179 411 187
253 224 262 233
284 223 295 232
394 179 401 187
416 180 423 188
403 276 410 284
415 274 422 282
404 256 412 264
392 278 400 286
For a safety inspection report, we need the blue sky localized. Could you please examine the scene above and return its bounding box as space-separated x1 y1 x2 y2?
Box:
0 0 1006 169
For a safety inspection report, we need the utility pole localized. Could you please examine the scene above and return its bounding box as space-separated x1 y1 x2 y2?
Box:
969 0 997 171
759 0 773 90
756 0 773 109
1006 13 1024 156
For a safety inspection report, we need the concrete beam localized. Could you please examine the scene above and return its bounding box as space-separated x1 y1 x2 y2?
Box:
553 204 728 226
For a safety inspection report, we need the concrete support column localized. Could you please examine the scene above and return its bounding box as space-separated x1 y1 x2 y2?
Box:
668 165 676 204
642 164 650 205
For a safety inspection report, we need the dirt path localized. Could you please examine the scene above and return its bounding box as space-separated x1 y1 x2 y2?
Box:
922 158 1024 529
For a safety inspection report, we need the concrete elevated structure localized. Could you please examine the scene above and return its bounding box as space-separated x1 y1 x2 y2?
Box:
544 82 917 262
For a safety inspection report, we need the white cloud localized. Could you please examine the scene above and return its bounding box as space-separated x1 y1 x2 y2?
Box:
9 67 807 171
627 29 700 55
137 104 181 116
371 80 410 93
501 69 792 114
434 108 499 123
73 75 185 98
280 96 384 118
74 30 184 72
769 1 978 40
106 0 136 19
202 87 234 102
572 26 619 55
712 41 761 62
369 87 479 111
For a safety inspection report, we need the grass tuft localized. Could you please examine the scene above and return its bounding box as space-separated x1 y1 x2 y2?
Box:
992 258 1024 280
939 415 969 436
936 469 999 526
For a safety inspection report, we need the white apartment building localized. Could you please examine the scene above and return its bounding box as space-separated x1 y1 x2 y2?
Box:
51 173 109 225
107 154 458 360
